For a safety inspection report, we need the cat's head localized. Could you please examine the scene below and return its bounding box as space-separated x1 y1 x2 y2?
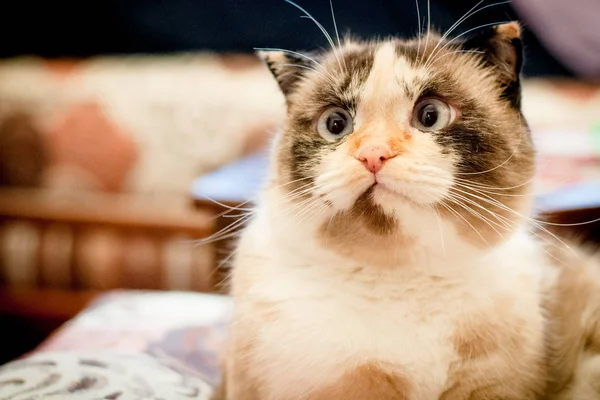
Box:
260 22 534 263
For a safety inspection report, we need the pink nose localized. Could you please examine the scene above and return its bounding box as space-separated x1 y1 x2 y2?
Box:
357 145 392 174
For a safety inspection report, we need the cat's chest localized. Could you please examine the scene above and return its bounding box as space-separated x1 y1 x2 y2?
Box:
249 269 488 400
258 298 454 399
241 254 545 400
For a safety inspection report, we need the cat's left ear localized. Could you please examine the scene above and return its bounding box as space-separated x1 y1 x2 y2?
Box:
256 50 317 99
462 22 523 107
257 50 314 98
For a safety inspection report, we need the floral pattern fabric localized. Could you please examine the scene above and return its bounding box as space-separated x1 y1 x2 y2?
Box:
0 352 214 400
33 291 231 389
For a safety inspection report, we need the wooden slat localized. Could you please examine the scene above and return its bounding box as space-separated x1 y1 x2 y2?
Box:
0 188 215 236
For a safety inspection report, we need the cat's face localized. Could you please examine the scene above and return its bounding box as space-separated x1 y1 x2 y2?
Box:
262 22 534 256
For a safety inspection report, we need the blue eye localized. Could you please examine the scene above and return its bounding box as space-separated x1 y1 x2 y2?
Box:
420 104 439 128
412 98 455 131
317 107 354 141
326 112 348 135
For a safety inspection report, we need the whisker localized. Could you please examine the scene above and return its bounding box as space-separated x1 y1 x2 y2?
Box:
533 215 600 228
431 204 446 257
453 175 537 192
441 180 576 262
527 230 572 268
447 190 513 229
254 47 336 82
219 177 320 215
415 0 422 60
203 202 255 223
453 181 599 228
424 1 511 69
281 188 319 204
198 196 251 212
223 212 254 218
425 20 512 69
445 0 511 40
423 0 486 67
284 0 344 72
419 0 432 64
446 193 506 237
200 214 253 243
299 199 328 222
270 175 318 191
277 62 322 75
452 181 529 198
439 199 490 247
290 196 325 222
440 0 487 42
443 183 579 260
450 183 522 215
278 182 329 204
448 184 577 255
199 230 246 246
533 239 569 267
193 225 246 246
328 0 346 71
281 180 318 195
287 192 319 214
254 47 322 67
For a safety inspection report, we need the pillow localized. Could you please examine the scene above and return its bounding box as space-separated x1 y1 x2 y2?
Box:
0 352 213 399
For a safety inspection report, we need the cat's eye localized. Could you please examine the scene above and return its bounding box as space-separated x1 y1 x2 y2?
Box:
412 98 456 132
316 107 354 141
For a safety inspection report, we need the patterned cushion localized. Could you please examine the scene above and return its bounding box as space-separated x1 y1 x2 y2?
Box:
35 291 231 387
0 352 213 399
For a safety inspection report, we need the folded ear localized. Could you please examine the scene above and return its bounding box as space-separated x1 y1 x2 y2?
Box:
256 50 315 97
462 22 523 108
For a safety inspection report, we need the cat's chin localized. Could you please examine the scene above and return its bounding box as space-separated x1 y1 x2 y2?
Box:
369 182 429 210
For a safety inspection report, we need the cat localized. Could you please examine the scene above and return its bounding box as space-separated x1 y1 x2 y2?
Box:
216 19 600 400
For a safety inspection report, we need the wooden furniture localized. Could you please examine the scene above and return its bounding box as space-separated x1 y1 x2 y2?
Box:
0 287 100 363
0 187 225 363
542 207 600 246
0 188 221 295
536 182 600 246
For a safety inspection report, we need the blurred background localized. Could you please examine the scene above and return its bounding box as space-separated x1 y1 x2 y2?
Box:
0 0 598 366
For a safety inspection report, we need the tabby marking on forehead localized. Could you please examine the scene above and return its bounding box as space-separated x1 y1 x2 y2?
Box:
336 44 376 100
359 43 426 116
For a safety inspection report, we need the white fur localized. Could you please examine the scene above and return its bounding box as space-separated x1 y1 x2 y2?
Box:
230 187 545 399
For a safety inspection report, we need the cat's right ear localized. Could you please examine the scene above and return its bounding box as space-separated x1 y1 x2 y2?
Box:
256 50 312 97
461 22 523 108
